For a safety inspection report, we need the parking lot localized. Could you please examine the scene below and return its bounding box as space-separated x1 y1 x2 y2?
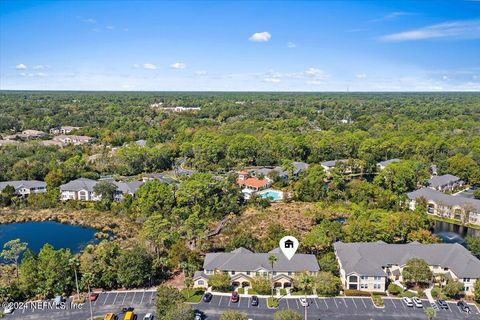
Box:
196 295 480 320
5 291 480 320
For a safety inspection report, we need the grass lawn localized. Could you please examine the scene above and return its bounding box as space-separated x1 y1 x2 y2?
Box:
181 288 205 303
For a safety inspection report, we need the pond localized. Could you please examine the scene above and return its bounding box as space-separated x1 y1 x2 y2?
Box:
432 220 480 245
0 221 98 254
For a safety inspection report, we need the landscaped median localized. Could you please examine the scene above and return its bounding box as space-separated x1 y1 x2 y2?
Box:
181 288 205 303
267 297 279 308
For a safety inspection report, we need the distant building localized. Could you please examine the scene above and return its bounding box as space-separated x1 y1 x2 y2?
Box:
236 171 270 198
59 178 143 201
376 159 400 171
52 135 93 146
3 130 46 141
135 139 147 147
0 180 46 196
321 159 351 173
407 187 480 226
159 106 201 112
427 174 464 192
193 247 320 289
39 140 65 147
49 126 81 135
334 241 480 294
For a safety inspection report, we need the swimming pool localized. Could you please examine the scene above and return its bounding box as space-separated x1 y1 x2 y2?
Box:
259 189 284 201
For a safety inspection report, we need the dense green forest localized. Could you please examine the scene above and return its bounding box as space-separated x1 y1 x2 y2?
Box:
1 91 480 303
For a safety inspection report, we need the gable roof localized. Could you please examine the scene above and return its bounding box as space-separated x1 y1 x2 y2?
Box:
407 187 480 212
428 174 462 188
334 241 480 278
236 177 269 188
60 178 98 192
203 247 319 272
0 180 46 191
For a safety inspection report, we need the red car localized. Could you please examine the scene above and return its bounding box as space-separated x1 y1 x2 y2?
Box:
89 292 99 302
230 292 239 303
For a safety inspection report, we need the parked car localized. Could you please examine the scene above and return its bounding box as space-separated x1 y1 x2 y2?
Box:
251 295 259 306
299 297 309 307
402 297 414 307
89 292 99 302
203 292 213 302
436 299 448 310
412 297 423 308
143 313 154 320
124 311 135 320
3 305 14 314
104 313 118 320
457 300 471 313
121 307 134 313
194 310 204 320
231 291 239 303
54 295 65 306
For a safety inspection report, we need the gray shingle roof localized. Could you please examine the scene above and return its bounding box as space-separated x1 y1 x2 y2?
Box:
428 174 462 188
407 187 480 212
321 159 346 168
203 247 319 272
334 241 480 278
114 181 144 194
0 180 46 191
59 178 98 192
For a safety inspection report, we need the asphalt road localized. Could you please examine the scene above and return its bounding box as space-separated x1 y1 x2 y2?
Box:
4 291 480 320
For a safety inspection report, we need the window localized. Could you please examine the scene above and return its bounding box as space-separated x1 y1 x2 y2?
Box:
374 276 382 281
256 272 260 277
374 284 381 289
198 280 204 285
263 272 268 277
360 276 367 280
246 271 250 276
463 278 470 282
273 271 277 276
231 271 236 275
360 284 368 289
205 270 213 275
288 272 292 276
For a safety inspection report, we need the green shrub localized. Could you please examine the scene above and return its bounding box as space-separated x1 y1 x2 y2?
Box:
372 294 384 307
387 283 403 295
280 288 287 296
237 288 244 294
267 297 279 308
400 291 415 298
343 289 371 297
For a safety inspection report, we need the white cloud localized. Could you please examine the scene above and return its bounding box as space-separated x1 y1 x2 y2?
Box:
20 72 46 77
195 70 207 76
263 78 281 83
306 80 323 85
356 74 367 79
15 64 27 70
249 32 271 42
287 42 296 48
171 62 187 69
133 64 140 68
442 75 449 80
106 26 115 30
143 63 157 70
33 65 50 70
370 12 412 23
381 19 480 41
300 68 329 80
80 17 97 24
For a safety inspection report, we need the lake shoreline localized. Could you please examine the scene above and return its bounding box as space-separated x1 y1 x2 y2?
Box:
0 207 140 240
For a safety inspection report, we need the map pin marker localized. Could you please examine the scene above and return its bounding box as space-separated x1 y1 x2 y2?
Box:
279 236 299 260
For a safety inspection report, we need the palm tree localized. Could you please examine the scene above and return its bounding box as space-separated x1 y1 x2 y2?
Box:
68 257 80 301
425 307 436 320
268 255 278 298
81 273 95 320
297 273 314 320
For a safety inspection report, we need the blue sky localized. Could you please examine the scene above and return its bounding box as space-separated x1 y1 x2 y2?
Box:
1 0 479 91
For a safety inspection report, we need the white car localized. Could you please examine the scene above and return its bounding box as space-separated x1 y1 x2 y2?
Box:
299 297 309 307
3 305 14 314
143 313 154 320
402 297 414 307
412 297 423 308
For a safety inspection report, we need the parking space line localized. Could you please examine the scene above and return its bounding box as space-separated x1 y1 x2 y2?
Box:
150 291 155 302
103 293 110 306
333 298 338 308
390 299 397 309
286 299 290 309
112 293 119 304
343 297 348 308
131 291 136 304
140 291 145 304
228 297 231 307
351 298 357 308
218 296 223 306
122 293 127 305
361 298 366 308
295 299 299 309
400 299 406 309
323 299 328 309
247 297 250 308
314 298 319 309
237 297 241 308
